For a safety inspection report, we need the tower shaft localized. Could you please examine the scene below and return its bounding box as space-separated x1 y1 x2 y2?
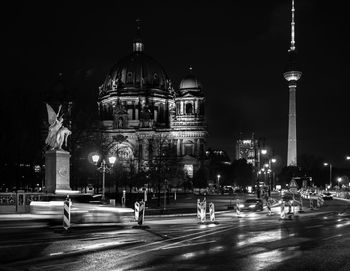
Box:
287 84 297 166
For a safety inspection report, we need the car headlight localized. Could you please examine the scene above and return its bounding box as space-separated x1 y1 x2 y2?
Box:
239 204 245 208
249 204 256 208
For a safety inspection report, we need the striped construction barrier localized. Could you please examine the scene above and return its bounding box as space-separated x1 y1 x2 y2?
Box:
236 200 241 216
138 201 145 225
63 196 71 231
200 200 206 223
280 202 286 219
267 199 273 216
317 196 324 208
209 202 215 222
197 199 201 219
134 201 140 221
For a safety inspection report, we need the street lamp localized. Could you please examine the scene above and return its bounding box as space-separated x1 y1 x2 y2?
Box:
323 162 332 188
92 154 117 200
217 174 221 189
346 156 350 161
337 177 342 187
261 149 267 155
268 158 277 193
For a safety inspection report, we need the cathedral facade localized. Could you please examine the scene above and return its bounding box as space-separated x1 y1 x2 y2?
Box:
97 33 207 182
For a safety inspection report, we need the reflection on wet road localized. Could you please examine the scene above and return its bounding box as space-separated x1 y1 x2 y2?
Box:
2 199 350 270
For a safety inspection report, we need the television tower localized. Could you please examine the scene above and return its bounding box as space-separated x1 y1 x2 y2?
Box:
283 0 302 166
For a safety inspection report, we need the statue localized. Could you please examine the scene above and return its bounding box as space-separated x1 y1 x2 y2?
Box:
45 103 71 150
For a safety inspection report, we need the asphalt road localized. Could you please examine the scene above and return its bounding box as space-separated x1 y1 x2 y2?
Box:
1 198 350 271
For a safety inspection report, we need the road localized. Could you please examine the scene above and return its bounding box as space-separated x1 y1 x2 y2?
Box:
1 198 350 271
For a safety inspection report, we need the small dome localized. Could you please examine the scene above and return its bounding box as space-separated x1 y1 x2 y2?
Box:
179 69 202 90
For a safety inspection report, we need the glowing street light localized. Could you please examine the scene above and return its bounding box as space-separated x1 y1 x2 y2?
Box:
217 174 221 187
346 156 350 161
261 149 267 155
91 154 117 200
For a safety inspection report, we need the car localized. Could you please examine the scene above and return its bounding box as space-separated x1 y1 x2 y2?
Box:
322 192 333 200
239 198 264 212
30 194 134 224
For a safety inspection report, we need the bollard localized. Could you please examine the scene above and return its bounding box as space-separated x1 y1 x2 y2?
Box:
63 195 71 231
197 199 201 219
144 189 147 202
310 198 314 210
138 201 145 225
236 199 241 216
209 202 215 222
298 198 305 213
134 201 140 221
122 190 126 208
280 202 285 219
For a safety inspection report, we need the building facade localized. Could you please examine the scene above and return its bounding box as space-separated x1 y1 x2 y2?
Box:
235 134 262 168
97 31 207 183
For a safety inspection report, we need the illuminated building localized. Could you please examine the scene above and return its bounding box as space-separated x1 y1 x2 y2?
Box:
97 22 207 182
235 134 260 168
283 0 302 166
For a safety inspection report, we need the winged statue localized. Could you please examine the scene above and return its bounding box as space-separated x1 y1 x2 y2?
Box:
45 103 71 150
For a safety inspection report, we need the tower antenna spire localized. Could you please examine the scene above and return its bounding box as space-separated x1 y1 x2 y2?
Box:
290 0 296 51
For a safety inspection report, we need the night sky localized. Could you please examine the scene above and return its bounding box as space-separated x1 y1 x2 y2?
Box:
2 1 349 167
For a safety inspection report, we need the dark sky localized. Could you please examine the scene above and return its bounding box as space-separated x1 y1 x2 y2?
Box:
2 0 349 167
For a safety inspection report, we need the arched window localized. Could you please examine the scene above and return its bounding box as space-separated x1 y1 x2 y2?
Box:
186 103 193 114
127 72 133 84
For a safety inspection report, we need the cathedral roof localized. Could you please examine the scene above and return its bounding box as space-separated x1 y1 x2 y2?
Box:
99 26 172 98
178 68 204 97
179 71 202 90
100 51 171 96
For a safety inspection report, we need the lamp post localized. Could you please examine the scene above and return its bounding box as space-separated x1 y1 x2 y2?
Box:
217 174 221 186
323 162 332 188
92 154 117 200
270 158 277 192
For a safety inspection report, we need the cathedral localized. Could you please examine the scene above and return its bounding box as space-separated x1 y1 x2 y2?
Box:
97 26 207 183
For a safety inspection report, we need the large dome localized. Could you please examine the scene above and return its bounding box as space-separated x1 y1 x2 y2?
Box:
100 48 171 96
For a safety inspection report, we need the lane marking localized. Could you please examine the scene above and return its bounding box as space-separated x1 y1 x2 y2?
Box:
120 224 242 260
304 225 323 229
160 240 217 250
322 234 342 241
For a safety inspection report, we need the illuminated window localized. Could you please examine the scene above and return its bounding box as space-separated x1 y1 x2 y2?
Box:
184 164 193 178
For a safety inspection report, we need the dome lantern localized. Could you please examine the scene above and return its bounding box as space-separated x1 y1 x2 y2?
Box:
133 19 144 52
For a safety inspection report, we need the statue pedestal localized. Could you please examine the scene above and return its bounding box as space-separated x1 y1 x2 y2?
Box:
45 150 71 193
